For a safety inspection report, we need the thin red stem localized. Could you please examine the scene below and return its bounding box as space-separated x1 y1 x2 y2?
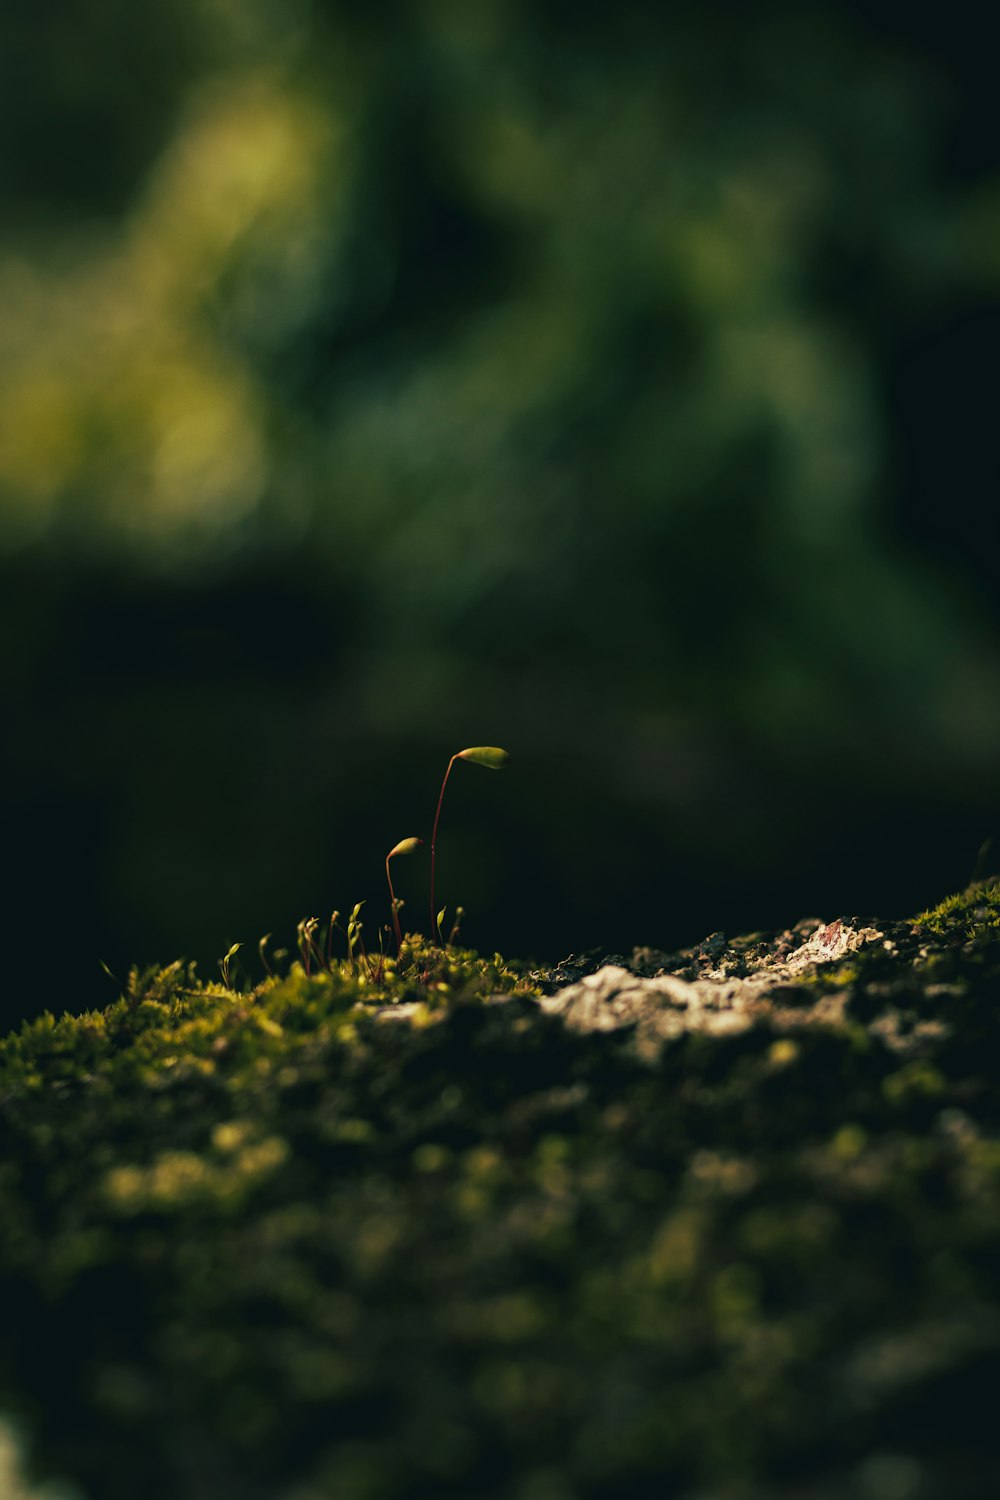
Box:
430 754 458 945
387 855 402 954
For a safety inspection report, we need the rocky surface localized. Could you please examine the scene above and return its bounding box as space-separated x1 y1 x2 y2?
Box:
535 919 887 1056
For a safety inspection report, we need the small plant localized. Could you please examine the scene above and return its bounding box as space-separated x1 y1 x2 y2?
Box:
325 910 341 969
346 902 368 974
219 942 241 990
386 837 423 954
296 918 322 976
430 746 510 945
258 933 273 978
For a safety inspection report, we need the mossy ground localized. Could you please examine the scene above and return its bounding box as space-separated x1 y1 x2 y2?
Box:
2 896 1000 1500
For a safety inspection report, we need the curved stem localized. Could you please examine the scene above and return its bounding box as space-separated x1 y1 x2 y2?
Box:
387 854 402 954
430 754 458 945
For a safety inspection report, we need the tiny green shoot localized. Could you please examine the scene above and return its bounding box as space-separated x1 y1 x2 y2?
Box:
296 918 322 976
258 933 273 979
448 905 465 946
347 901 369 975
387 837 423 954
325 910 341 969
430 746 510 945
219 942 242 990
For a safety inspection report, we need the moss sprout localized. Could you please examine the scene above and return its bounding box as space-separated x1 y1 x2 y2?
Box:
430 746 510 944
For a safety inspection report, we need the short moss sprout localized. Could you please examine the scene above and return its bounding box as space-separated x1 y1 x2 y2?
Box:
219 942 241 990
346 902 366 971
296 917 323 976
430 746 510 945
386 837 423 954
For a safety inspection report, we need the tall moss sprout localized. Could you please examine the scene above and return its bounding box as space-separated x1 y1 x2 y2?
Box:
430 747 510 945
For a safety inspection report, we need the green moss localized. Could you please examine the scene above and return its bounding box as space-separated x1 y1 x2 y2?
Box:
2 900 1000 1500
913 876 1000 936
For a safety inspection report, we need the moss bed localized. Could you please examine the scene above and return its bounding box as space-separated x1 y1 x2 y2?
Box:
2 886 1000 1500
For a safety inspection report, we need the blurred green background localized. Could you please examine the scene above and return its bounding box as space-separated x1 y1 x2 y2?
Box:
2 0 998 1026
